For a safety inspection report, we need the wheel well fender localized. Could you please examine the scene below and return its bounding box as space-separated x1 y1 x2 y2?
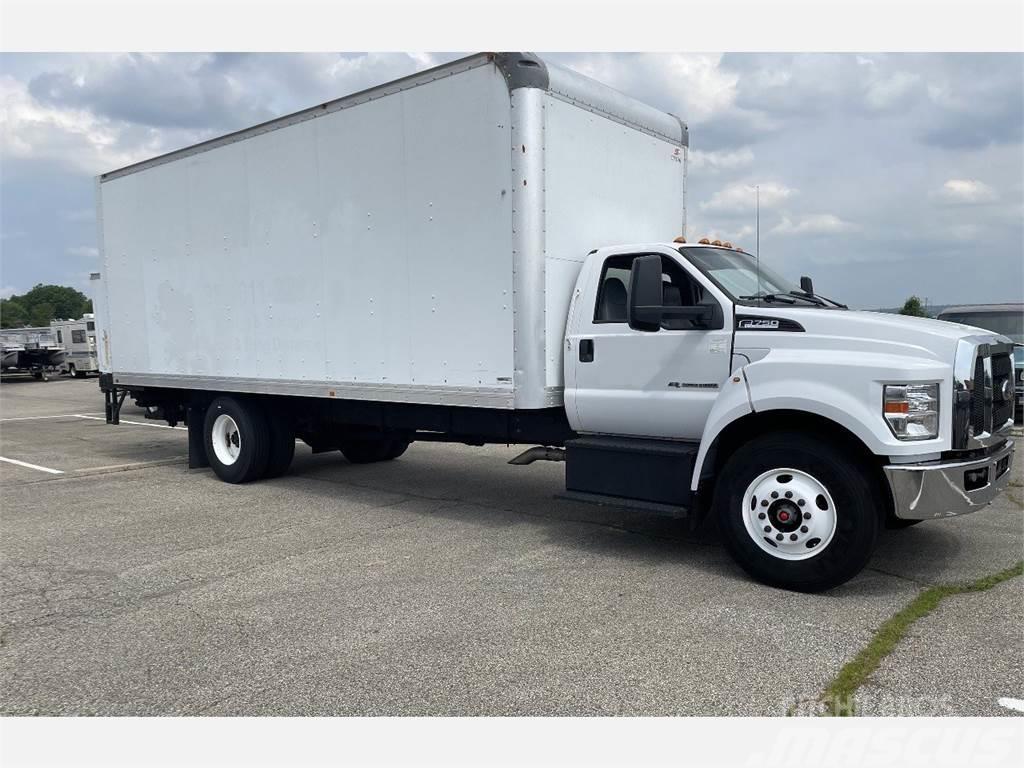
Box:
691 409 894 520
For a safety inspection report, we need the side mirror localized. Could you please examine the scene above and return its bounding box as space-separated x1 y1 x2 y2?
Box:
627 255 665 332
800 275 814 295
628 254 726 332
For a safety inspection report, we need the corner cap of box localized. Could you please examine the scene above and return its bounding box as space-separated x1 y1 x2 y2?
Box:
671 114 689 147
492 52 550 92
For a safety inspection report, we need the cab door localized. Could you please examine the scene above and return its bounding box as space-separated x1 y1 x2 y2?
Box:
567 248 733 441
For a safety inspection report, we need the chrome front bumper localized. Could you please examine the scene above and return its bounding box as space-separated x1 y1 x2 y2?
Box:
884 439 1015 520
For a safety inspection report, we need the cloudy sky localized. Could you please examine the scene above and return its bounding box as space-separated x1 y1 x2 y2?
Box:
1 52 1021 309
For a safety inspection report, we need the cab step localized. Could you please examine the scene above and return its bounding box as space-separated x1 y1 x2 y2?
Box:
564 435 699 509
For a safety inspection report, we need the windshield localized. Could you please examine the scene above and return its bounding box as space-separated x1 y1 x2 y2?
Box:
679 247 799 301
1014 347 1024 366
938 311 1023 341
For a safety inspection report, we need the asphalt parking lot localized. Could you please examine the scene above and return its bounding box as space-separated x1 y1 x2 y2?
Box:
1 376 1021 716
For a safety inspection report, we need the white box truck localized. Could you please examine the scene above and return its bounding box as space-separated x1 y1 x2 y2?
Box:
93 53 1017 591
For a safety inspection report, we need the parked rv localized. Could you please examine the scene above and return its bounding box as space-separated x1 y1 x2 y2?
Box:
91 53 1016 591
51 314 99 378
936 303 1023 422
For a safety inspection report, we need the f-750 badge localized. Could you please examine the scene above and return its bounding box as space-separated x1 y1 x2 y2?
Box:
738 318 779 330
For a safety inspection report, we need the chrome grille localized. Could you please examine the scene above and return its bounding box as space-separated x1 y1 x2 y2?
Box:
970 355 987 434
992 352 1014 427
953 337 1015 450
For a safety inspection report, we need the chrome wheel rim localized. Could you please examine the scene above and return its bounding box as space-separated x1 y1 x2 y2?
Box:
211 413 241 466
741 467 837 561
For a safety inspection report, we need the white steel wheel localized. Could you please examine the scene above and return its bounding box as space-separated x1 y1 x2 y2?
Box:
740 467 837 561
211 413 242 466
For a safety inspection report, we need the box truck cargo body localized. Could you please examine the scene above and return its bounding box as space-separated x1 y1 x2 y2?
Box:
95 53 1016 592
95 52 687 410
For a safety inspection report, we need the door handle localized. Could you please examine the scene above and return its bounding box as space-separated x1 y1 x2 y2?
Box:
579 339 594 363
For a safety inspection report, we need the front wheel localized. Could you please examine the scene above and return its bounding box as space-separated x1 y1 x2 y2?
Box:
714 432 881 592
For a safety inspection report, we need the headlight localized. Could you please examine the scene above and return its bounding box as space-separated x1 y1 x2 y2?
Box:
884 383 939 440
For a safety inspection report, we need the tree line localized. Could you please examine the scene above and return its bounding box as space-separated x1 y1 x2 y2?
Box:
0 285 93 328
898 296 930 317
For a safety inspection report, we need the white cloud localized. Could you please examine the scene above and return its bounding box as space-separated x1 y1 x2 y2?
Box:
561 53 741 126
1 285 20 299
0 74 161 173
66 245 98 258
931 179 998 204
689 224 755 247
863 70 921 111
689 146 754 173
700 181 796 214
771 214 857 235
657 53 739 123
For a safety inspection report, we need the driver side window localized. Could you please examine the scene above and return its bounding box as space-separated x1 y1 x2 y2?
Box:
593 254 706 327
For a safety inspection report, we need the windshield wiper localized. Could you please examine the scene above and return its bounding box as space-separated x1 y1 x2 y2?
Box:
783 291 830 307
816 294 848 309
739 292 798 305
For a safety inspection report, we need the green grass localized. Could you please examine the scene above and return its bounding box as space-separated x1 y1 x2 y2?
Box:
817 560 1024 716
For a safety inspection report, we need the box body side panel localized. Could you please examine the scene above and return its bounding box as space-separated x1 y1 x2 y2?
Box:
100 64 516 406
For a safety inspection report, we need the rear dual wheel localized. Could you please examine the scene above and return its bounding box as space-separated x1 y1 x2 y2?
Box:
338 434 410 464
204 396 294 483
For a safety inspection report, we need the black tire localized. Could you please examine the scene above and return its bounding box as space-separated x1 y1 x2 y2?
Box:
264 406 295 478
714 431 882 592
384 437 411 460
66 364 75 378
339 433 410 464
203 396 270 484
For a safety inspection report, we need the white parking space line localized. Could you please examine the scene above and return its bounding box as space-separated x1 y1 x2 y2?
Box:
0 413 103 422
0 456 64 474
997 697 1024 712
73 414 187 431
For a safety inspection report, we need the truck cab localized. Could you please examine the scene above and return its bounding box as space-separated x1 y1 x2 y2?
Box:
562 241 1016 590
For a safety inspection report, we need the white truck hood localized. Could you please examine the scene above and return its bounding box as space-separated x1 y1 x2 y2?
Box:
736 308 1008 363
731 307 1014 459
